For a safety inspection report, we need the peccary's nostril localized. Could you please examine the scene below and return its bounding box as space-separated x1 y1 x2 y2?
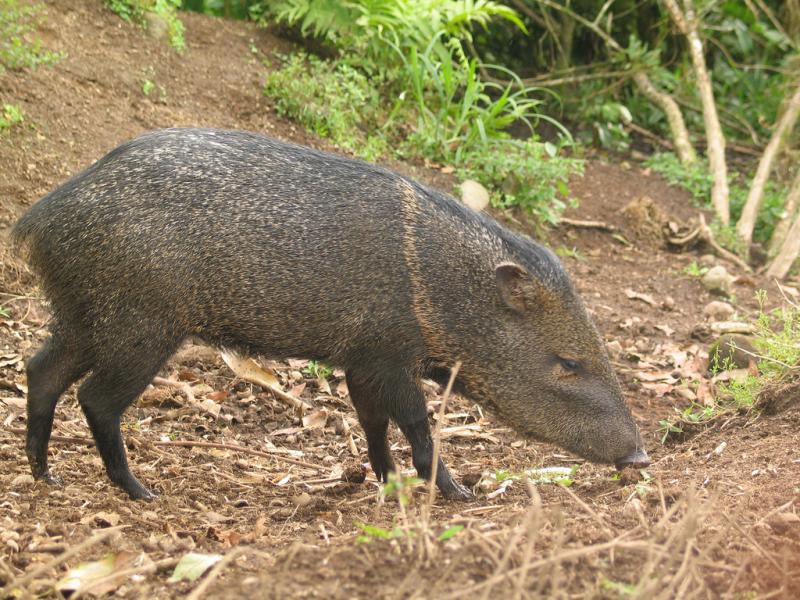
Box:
615 447 650 469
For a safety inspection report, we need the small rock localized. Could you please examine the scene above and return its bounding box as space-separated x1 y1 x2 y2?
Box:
143 11 170 41
291 492 312 507
11 474 34 488
616 466 643 487
698 254 716 267
703 300 735 321
702 266 734 295
661 296 675 311
708 334 758 372
461 472 482 488
460 180 490 212
622 496 646 525
341 462 367 484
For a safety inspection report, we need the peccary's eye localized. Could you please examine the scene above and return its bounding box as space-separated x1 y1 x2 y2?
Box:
559 357 580 372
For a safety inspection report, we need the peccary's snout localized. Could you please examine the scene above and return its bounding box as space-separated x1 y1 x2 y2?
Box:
615 446 650 469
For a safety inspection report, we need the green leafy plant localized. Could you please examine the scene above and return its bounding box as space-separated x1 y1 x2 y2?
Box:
682 260 708 278
264 53 387 161
660 292 800 443
402 37 561 164
576 86 633 152
0 103 23 132
141 78 155 96
0 0 64 73
657 418 683 444
259 3 579 226
105 0 185 52
555 246 585 261
458 138 582 225
302 360 333 380
494 465 579 487
355 522 407 543
263 0 523 77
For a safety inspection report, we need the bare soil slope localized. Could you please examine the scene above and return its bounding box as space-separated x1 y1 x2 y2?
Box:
0 2 798 598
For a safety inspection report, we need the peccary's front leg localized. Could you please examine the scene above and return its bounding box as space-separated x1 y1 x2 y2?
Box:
348 367 471 500
396 418 473 501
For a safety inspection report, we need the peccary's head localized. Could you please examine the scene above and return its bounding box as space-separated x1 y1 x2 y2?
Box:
459 252 647 469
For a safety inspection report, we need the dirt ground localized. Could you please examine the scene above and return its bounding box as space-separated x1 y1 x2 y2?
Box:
1 2 798 598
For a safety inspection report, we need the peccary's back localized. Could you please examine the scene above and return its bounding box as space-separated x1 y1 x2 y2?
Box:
14 129 433 363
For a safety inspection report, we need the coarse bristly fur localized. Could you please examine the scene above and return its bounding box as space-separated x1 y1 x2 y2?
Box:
13 128 648 501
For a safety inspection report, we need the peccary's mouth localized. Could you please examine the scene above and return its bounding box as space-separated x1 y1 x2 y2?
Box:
614 447 650 470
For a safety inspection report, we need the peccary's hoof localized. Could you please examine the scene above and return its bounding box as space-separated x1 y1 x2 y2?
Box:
37 470 63 487
121 480 159 501
439 480 474 501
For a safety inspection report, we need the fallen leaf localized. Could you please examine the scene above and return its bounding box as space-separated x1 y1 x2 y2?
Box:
168 552 222 583
57 552 142 596
636 371 678 383
302 408 329 429
655 324 675 337
220 350 279 387
696 381 715 406
199 399 221 418
0 397 26 409
317 376 331 395
641 382 673 397
221 349 310 412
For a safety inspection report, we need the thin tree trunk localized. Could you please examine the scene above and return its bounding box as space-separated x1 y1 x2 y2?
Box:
530 0 697 166
632 71 696 165
737 81 800 247
664 0 730 225
765 209 800 280
769 168 800 255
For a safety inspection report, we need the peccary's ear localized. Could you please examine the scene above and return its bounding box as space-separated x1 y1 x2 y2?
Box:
495 262 553 313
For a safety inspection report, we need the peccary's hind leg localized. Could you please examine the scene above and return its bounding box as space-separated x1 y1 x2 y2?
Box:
78 343 179 500
346 369 394 482
25 331 92 485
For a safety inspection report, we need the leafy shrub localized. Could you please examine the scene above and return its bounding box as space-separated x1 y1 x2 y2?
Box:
645 152 786 244
262 0 522 76
105 0 186 52
458 139 582 224
260 2 580 224
402 37 561 162
660 292 800 442
0 0 63 73
263 53 387 161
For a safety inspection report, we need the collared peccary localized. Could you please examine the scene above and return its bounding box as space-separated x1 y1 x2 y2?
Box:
12 128 648 501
